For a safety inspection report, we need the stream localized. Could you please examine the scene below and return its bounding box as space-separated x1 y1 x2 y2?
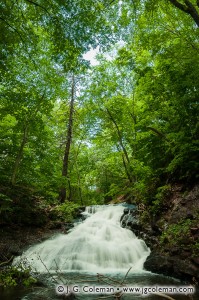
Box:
1 204 198 299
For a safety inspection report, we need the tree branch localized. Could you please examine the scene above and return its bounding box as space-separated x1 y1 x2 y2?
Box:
105 108 130 165
0 255 14 267
147 126 169 141
168 0 188 12
185 0 199 26
104 0 116 9
168 0 199 27
109 0 116 5
0 17 24 43
24 0 50 14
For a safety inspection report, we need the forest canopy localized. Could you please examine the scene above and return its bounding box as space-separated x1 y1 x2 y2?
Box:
0 0 198 224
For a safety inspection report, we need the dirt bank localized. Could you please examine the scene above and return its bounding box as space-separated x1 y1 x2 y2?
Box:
0 224 65 266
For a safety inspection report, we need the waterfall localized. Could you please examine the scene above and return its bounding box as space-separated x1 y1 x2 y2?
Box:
14 205 150 274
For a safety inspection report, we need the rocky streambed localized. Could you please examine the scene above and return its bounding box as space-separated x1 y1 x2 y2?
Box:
120 183 199 286
1 190 198 290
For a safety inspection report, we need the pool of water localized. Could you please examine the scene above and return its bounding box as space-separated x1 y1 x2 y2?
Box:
0 271 198 300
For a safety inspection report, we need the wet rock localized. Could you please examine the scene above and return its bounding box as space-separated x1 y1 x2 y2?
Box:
79 206 86 211
80 214 87 221
75 206 86 218
120 208 140 232
9 245 23 256
130 208 136 215
129 220 143 232
144 252 199 283
123 208 129 215
64 222 74 231
173 259 199 280
144 254 173 276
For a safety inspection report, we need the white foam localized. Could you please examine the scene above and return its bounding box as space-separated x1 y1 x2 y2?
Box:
14 205 150 274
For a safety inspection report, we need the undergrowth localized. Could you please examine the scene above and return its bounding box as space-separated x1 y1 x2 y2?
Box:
160 218 199 252
0 264 37 288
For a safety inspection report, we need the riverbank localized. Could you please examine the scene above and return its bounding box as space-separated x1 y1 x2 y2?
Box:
0 225 63 266
121 183 199 285
0 187 83 267
1 203 198 300
1 191 198 289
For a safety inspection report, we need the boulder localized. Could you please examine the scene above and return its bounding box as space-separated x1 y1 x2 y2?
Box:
144 253 173 276
74 207 86 218
123 208 129 215
144 252 199 283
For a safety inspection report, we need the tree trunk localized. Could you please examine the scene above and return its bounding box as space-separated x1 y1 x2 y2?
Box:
11 125 28 185
68 176 72 202
76 163 84 206
59 74 75 203
106 108 133 183
130 91 137 157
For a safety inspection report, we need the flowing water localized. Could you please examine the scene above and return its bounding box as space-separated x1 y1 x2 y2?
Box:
1 204 198 299
14 205 149 274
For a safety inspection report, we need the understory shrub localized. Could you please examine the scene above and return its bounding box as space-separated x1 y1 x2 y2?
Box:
54 201 80 222
0 264 37 288
160 218 198 249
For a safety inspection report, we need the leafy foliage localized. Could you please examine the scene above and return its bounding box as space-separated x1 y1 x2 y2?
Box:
150 185 171 214
0 0 198 225
0 264 36 288
160 218 199 250
54 202 80 222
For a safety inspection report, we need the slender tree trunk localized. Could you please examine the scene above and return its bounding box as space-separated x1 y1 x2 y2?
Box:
75 163 84 206
121 152 133 183
129 91 137 156
59 74 75 203
106 108 130 164
68 176 72 202
106 108 133 183
11 125 28 185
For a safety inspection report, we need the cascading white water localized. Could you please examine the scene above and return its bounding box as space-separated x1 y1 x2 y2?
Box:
14 205 150 274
